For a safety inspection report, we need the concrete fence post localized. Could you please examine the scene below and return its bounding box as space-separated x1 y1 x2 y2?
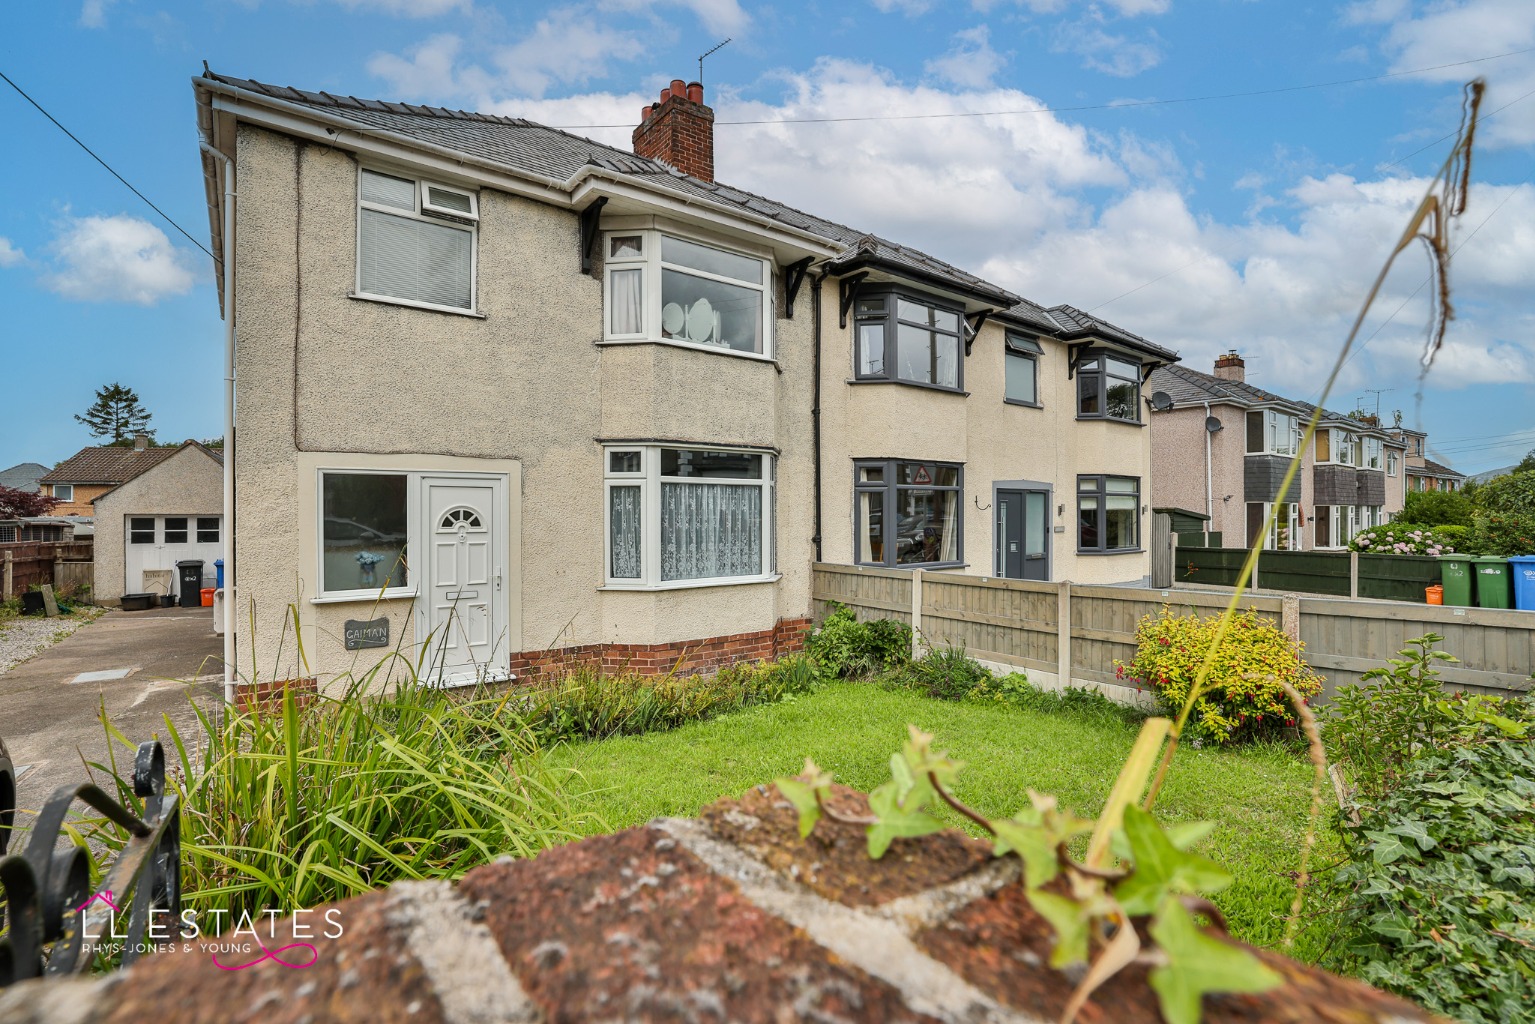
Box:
1057 579 1073 688
1349 551 1360 600
910 568 924 660
3 549 11 601
53 557 63 589
1282 593 1302 653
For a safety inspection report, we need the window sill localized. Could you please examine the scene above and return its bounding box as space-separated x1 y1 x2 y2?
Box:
1003 398 1043 409
855 561 968 571
1075 549 1144 556
349 293 485 318
846 378 969 397
596 338 777 365
425 671 515 690
1075 415 1144 427
599 573 782 592
311 590 417 605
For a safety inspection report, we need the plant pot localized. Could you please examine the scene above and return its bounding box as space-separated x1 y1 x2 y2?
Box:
120 593 157 612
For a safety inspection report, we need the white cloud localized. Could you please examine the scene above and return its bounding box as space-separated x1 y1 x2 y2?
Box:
79 0 116 27
870 0 936 14
978 0 1170 16
597 0 749 35
332 0 471 15
0 238 23 268
1052 16 1163 77
44 215 196 305
926 26 1009 89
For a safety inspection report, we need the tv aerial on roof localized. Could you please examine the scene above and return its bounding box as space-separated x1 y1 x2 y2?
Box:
698 38 732 86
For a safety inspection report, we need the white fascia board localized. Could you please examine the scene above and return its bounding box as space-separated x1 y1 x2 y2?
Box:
570 172 841 261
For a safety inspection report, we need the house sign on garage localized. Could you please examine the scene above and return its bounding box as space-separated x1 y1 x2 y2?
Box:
343 617 390 651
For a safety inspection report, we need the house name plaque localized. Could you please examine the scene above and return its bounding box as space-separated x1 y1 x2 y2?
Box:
343 617 390 651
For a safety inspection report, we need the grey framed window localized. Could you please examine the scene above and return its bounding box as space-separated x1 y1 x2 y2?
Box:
129 517 155 544
1004 333 1041 406
853 288 964 391
854 460 963 567
1076 351 1141 423
1078 475 1140 552
196 517 220 543
164 517 188 544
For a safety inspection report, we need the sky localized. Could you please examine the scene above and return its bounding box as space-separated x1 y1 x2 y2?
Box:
0 0 1532 476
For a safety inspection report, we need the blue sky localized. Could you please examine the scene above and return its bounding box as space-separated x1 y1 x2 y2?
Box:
1 0 1532 475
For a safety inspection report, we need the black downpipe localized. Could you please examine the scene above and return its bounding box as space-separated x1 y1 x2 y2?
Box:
811 267 831 563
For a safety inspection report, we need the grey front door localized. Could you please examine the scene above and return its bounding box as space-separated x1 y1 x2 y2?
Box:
997 489 1049 581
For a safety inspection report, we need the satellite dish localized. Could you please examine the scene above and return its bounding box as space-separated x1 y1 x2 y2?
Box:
1205 415 1224 433
1149 391 1173 412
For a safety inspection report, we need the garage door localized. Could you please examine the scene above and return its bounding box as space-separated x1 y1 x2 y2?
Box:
124 515 224 600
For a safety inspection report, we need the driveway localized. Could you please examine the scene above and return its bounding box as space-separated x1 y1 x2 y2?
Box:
0 606 224 812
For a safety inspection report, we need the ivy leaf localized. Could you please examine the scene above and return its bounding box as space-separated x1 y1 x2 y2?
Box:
992 791 1093 888
1114 806 1233 916
1364 830 1420 865
1110 819 1217 861
774 758 834 839
900 724 964 792
1026 888 1093 968
866 779 945 859
1388 819 1437 851
1148 897 1283 1024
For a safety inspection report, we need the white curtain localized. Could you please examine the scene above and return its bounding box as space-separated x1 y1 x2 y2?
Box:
609 486 642 578
939 490 959 562
661 483 762 580
610 268 643 334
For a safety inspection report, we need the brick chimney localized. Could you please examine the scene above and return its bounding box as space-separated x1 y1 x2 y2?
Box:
132 434 149 451
1214 350 1245 383
633 78 714 182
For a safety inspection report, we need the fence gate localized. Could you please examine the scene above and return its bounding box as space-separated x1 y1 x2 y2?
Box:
1151 513 1173 588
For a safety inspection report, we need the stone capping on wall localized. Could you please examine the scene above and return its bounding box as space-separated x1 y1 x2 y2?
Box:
0 783 1440 1023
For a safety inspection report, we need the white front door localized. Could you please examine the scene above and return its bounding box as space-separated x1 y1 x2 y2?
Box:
419 477 508 686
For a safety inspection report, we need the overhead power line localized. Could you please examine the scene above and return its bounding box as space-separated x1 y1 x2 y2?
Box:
550 46 1535 129
0 68 215 260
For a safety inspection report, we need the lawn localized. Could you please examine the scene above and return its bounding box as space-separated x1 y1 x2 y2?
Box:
546 681 1342 963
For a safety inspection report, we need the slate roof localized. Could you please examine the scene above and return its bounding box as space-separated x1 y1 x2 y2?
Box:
197 72 1178 353
1414 458 1465 480
0 462 48 493
40 446 181 485
1147 364 1392 435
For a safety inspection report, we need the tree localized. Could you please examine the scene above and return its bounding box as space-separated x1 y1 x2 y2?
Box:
74 383 155 445
0 486 59 519
1516 448 1535 475
1402 490 1473 527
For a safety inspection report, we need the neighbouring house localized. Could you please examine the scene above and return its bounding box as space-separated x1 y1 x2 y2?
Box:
1148 352 1407 551
91 440 224 606
38 437 179 518
0 462 49 494
0 518 76 544
1386 426 1466 493
194 71 1176 691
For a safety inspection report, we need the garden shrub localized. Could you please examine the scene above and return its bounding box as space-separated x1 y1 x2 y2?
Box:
968 671 1147 728
1468 510 1535 556
1332 738 1535 1024
1348 522 1455 555
1473 469 1535 518
805 603 911 678
892 644 990 701
1115 608 1323 744
1401 489 1473 527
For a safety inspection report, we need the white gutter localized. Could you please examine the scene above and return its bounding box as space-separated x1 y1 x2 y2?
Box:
1204 400 1214 521
201 140 237 706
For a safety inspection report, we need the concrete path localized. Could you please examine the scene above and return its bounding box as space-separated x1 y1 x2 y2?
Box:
0 606 223 813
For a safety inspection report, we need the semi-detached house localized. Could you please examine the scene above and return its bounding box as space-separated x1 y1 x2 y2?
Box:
194 71 1177 693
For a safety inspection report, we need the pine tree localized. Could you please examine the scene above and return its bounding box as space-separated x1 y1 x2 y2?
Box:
74 383 155 445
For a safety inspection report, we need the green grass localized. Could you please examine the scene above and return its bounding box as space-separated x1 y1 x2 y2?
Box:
547 682 1342 963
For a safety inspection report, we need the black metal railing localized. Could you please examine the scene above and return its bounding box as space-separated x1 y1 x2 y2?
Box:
0 737 181 985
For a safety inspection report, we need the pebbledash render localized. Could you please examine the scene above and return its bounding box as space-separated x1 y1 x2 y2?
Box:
194 71 1177 693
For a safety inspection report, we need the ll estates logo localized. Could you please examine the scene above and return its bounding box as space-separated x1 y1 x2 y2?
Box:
73 890 341 970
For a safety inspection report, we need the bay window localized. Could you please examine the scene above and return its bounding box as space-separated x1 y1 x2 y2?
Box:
1247 501 1300 550
853 290 964 390
320 472 410 595
1328 430 1362 466
603 231 771 357
1246 409 1300 457
1078 476 1140 552
604 446 774 587
1004 333 1041 406
1077 353 1141 422
357 168 476 312
854 460 962 567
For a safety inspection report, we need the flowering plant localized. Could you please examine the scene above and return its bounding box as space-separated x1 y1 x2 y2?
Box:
1348 523 1454 556
355 551 384 568
1114 607 1323 745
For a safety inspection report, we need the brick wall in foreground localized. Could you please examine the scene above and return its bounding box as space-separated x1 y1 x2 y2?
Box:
0 784 1442 1024
506 615 811 680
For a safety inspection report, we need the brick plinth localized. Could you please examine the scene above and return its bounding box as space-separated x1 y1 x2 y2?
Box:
0 783 1445 1024
233 676 318 712
507 616 811 680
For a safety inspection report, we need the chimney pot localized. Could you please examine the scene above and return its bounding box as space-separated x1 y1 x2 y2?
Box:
670 78 687 99
633 73 716 182
660 88 670 105
1213 350 1246 383
642 105 653 120
686 81 703 103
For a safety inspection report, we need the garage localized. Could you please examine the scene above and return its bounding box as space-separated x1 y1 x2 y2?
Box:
124 514 224 602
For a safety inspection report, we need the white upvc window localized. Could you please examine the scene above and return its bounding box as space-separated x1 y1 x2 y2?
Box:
1245 409 1300 457
602 230 773 359
318 470 412 599
1328 430 1361 466
52 483 75 501
604 445 775 589
1363 437 1384 470
1387 450 1399 477
356 168 478 313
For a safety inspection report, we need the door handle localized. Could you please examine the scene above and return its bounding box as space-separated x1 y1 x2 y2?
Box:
494 568 503 591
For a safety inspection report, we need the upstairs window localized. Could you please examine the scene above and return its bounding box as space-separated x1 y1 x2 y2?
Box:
853 290 964 390
1004 333 1041 406
1245 409 1299 457
1077 352 1141 423
1328 430 1362 466
53 484 75 501
1387 451 1399 477
604 231 771 357
1363 437 1384 470
357 168 477 312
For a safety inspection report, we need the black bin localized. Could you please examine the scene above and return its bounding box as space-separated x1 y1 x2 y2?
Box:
176 560 205 608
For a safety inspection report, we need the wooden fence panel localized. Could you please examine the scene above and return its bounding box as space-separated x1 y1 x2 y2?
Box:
1256 551 1348 596
1356 554 1441 603
810 563 913 625
921 574 1057 673
1 541 94 600
1175 546 1245 587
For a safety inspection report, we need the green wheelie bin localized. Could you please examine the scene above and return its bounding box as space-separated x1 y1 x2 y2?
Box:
1472 556 1513 609
1438 556 1474 607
